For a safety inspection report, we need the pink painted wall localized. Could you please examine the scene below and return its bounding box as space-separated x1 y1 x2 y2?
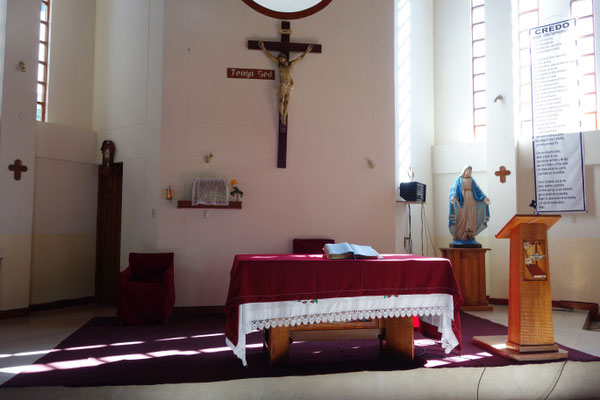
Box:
158 0 396 306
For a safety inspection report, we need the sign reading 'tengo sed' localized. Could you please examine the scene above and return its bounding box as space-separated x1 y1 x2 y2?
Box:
227 68 275 80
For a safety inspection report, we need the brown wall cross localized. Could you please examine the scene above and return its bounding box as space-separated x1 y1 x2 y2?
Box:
494 166 511 183
8 159 28 181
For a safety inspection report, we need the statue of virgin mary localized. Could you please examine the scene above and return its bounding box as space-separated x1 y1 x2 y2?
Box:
448 166 490 247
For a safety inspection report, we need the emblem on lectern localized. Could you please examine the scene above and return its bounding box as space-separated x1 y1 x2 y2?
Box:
522 240 547 280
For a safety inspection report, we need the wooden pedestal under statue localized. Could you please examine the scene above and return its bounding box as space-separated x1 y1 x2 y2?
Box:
473 214 568 361
440 247 492 311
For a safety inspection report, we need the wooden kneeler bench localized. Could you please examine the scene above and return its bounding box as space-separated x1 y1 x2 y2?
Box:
263 316 414 366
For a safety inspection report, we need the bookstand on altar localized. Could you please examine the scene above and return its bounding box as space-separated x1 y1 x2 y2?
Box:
473 214 568 361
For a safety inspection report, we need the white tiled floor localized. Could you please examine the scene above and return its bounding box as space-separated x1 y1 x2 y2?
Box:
466 305 600 357
0 304 115 386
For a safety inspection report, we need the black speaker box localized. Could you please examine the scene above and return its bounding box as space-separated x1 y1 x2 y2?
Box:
399 182 426 202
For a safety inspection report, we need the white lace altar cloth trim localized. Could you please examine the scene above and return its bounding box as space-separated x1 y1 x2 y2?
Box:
227 293 457 366
191 178 229 206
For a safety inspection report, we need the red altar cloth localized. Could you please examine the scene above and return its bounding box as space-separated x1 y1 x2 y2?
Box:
225 254 464 352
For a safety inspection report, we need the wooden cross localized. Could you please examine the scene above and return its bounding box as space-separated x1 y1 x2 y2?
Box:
494 165 511 183
8 159 28 181
249 21 322 168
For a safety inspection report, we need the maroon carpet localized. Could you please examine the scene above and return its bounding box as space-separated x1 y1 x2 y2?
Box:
1 312 598 387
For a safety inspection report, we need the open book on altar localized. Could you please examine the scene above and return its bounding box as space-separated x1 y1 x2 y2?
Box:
323 242 382 259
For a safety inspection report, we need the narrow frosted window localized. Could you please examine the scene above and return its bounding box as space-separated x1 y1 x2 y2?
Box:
472 0 486 140
36 0 50 122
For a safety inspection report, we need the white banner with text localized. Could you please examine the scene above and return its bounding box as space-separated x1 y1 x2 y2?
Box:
533 133 586 213
530 19 586 213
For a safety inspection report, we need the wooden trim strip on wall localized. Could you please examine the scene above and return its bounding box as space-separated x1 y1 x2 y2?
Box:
488 297 599 324
0 296 95 319
173 306 225 315
0 308 30 319
3 298 597 324
30 296 95 312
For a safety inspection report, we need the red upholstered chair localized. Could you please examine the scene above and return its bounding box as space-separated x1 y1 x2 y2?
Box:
117 252 175 324
293 238 334 254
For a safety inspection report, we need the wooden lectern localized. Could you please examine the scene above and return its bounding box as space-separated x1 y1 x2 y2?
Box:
473 214 568 361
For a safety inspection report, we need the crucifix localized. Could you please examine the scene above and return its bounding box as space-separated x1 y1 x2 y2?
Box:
248 21 322 168
8 159 28 181
494 165 511 183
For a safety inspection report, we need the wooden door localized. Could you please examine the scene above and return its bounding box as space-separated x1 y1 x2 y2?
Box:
95 162 123 305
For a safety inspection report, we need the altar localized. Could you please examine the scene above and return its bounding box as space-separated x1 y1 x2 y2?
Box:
225 254 464 366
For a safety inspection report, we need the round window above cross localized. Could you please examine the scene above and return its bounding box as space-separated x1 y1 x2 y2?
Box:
242 0 332 19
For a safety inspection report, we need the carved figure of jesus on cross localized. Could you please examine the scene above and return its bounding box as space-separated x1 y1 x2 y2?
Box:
258 40 313 126
249 21 322 168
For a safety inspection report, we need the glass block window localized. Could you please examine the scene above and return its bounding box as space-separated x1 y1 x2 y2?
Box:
472 0 486 140
36 0 50 122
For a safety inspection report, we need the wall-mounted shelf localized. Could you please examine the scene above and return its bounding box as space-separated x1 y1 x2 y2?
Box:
177 201 242 209
396 200 425 205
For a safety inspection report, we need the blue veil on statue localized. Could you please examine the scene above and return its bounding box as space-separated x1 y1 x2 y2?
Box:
448 165 490 248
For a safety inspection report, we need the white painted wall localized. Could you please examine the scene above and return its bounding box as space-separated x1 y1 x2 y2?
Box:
433 0 474 145
432 0 486 255
2 0 596 311
25 0 99 305
31 123 97 305
46 0 96 130
0 0 100 309
158 0 396 306
483 0 517 300
31 127 97 303
0 0 7 118
395 0 437 257
432 0 516 300
432 0 600 305
0 0 40 311
93 0 164 269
